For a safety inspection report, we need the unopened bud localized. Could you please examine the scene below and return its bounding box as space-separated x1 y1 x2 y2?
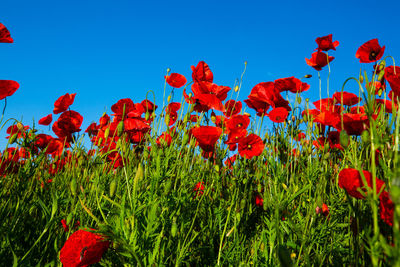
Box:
167 95 172 103
165 114 170 126
109 179 117 198
359 74 364 83
104 127 110 140
16 122 24 131
166 68 171 73
145 111 150 121
244 112 251 117
339 130 350 148
70 178 77 196
304 74 312 78
234 85 239 92
117 121 124 136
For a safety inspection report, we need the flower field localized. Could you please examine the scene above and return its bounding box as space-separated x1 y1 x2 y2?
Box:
1 24 400 266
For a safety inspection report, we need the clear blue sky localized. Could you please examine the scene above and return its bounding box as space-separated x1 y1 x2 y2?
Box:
1 0 400 147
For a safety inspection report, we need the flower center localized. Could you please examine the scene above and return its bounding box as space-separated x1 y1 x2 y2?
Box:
369 51 377 61
247 144 252 149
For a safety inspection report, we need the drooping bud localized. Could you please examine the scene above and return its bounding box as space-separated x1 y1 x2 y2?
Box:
304 74 312 78
234 85 239 92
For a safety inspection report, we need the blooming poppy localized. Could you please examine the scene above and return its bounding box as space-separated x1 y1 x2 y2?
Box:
165 73 187 88
315 34 339 52
59 229 110 267
0 80 19 100
268 107 288 123
274 77 310 93
39 114 53 126
224 100 242 117
0 23 13 43
225 115 250 133
356 39 385 63
332 91 361 106
305 51 334 71
294 132 306 142
190 126 222 154
54 93 76 114
238 133 264 159
255 194 263 207
193 182 205 198
384 66 400 95
338 168 385 199
191 61 213 83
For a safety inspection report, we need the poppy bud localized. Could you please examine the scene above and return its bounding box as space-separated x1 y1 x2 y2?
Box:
361 130 370 143
109 179 117 198
214 164 220 172
163 179 172 195
210 112 216 124
234 85 239 92
244 112 251 117
70 178 77 196
104 127 110 140
145 112 150 121
282 183 288 190
257 183 262 193
339 130 350 148
377 89 383 97
165 114 170 126
190 104 194 113
171 216 178 237
166 68 171 73
16 122 24 131
359 74 364 84
117 121 124 136
134 163 144 185
8 134 18 144
297 96 302 104
167 95 171 103
291 252 296 260
379 61 386 70
304 74 312 78
182 133 189 145
377 69 385 82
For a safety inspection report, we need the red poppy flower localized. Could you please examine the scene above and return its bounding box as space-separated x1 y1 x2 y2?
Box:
315 34 339 52
224 100 242 117
0 23 13 43
332 91 361 106
190 126 222 154
165 73 187 88
224 154 237 169
379 191 394 226
191 61 213 83
294 132 306 142
0 80 19 100
39 114 53 126
225 115 250 133
141 99 158 113
274 77 310 93
305 51 334 71
54 93 76 114
156 132 172 147
238 133 264 159
193 182 205 198
338 168 385 199
225 129 247 145
59 229 110 267
356 39 385 63
111 98 135 117
384 66 400 94
255 194 263 207
268 107 289 123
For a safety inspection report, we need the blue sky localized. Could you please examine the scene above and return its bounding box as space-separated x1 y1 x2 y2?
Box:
1 0 399 147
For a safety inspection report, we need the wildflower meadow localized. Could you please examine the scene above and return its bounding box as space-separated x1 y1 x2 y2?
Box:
1 23 400 266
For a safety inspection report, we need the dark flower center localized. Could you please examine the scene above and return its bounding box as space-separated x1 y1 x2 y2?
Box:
369 51 377 61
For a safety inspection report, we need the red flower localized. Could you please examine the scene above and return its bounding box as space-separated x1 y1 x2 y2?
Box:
39 114 53 126
165 73 187 88
338 168 385 199
356 39 385 63
191 61 213 83
224 100 242 117
225 115 250 133
274 77 310 93
305 51 334 71
315 34 339 52
268 107 289 123
59 229 110 267
238 133 264 159
379 191 394 226
54 93 76 114
0 23 13 43
0 80 19 100
255 194 263 207
332 91 361 106
384 66 400 95
190 126 222 154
